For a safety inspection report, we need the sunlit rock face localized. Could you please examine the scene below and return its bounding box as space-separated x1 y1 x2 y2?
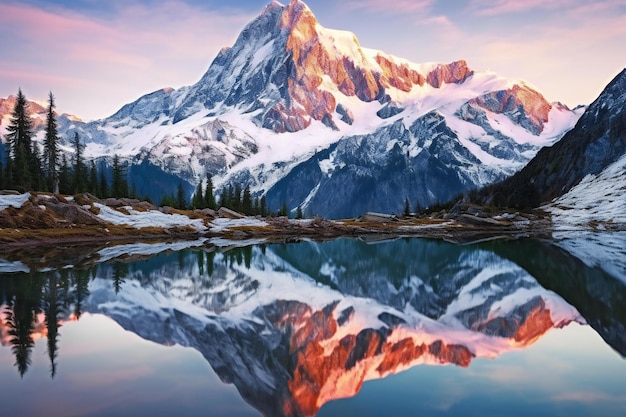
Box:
467 84 553 135
184 0 475 134
266 2 475 132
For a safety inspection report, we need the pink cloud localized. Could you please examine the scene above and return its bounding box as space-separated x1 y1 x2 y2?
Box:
343 0 433 14
468 0 578 16
0 1 253 120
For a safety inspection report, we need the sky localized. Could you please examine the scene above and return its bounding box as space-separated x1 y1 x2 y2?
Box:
0 0 624 121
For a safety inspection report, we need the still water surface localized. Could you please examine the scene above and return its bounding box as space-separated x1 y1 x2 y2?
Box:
1 235 625 417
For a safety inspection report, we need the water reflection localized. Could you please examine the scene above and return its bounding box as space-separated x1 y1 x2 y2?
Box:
1 235 625 416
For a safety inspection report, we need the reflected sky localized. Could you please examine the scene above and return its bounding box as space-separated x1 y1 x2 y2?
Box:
319 323 626 417
0 314 258 417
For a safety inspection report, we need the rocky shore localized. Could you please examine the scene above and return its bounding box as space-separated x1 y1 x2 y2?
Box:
0 191 554 250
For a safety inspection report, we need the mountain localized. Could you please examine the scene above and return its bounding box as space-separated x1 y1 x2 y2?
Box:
1 1 582 216
482 68 626 213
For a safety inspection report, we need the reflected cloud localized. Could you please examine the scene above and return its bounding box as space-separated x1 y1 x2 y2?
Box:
552 392 626 405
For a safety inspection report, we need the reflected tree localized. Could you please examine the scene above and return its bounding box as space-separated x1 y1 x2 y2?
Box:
4 274 43 378
113 263 128 295
43 272 65 379
0 268 97 379
243 246 252 270
197 251 205 276
73 270 91 319
206 251 215 277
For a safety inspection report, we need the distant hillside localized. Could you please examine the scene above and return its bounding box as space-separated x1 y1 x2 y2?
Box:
480 68 626 209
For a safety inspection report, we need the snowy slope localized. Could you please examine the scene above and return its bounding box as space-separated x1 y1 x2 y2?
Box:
484 68 625 211
548 153 626 229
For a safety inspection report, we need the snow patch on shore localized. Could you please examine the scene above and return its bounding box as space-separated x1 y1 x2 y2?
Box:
94 203 206 231
209 217 268 232
0 193 30 212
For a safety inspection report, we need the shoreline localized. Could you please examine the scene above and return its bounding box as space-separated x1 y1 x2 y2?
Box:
0 191 621 253
0 213 551 248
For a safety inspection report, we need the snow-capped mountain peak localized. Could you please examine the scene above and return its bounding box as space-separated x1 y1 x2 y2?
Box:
1 0 584 217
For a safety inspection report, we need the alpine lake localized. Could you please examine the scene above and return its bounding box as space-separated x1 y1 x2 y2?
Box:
1 232 625 417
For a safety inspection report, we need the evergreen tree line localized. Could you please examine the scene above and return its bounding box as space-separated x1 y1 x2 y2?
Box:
2 89 310 215
1 89 132 199
217 182 269 216
215 183 306 218
160 175 217 211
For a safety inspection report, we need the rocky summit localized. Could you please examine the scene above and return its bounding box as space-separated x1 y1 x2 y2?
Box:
1 0 583 218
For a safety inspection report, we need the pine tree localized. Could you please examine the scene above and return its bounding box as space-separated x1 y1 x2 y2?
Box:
98 168 109 198
192 182 204 209
70 132 86 193
260 195 267 217
233 184 242 211
129 182 137 199
242 185 252 215
0 158 4 189
5 89 35 191
43 92 60 193
296 205 303 219
204 173 216 209
176 182 186 209
226 184 234 208
160 194 176 207
58 154 70 195
3 148 13 188
220 184 233 209
88 160 98 195
280 201 288 217
111 155 128 197
30 141 44 191
404 197 410 217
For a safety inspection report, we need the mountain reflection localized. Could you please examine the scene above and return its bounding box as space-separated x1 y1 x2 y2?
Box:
1 236 625 416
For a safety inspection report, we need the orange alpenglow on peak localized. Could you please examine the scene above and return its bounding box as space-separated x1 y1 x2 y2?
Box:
255 0 475 132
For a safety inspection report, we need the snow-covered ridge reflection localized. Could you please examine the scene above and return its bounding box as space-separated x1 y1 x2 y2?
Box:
81 239 583 416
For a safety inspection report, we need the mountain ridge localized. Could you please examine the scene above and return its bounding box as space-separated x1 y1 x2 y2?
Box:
0 0 584 216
